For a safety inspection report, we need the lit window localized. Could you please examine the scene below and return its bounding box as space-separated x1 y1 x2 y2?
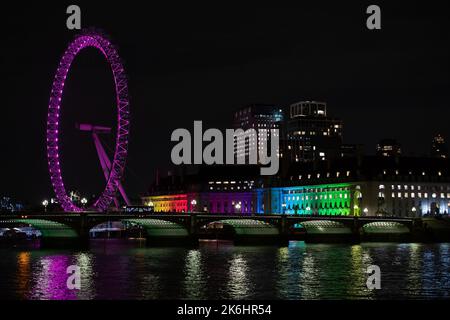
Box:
392 192 395 198
404 193 408 198
411 193 415 198
398 192 402 198
432 193 437 198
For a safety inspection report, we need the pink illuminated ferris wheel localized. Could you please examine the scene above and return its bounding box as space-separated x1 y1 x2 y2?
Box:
46 30 130 212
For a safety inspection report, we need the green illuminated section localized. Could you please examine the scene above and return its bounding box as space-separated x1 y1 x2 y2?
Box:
123 219 189 237
14 219 78 238
282 183 353 216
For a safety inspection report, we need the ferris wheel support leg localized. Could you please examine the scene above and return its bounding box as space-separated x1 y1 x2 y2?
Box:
92 133 131 207
93 133 120 209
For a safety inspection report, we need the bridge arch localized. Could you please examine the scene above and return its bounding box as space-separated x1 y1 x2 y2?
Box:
360 221 411 234
121 218 189 237
293 220 352 235
203 219 279 236
1 219 78 238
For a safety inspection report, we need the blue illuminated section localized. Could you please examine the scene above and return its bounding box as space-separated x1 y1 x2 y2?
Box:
256 189 264 214
256 183 353 216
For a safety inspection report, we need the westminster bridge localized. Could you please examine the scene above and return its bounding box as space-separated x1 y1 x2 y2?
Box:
0 212 435 246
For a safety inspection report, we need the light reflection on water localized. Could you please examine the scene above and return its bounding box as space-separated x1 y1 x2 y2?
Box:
0 240 449 300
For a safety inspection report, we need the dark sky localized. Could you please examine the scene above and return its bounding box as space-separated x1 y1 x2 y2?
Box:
1 1 449 205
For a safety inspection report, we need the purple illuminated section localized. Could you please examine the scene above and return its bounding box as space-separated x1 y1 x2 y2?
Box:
47 31 130 212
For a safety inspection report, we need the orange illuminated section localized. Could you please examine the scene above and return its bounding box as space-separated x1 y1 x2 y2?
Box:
144 194 188 213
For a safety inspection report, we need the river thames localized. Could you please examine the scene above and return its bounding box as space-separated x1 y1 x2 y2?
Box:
0 240 449 300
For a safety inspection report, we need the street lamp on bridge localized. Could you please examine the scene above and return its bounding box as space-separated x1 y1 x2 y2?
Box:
42 200 49 212
235 202 242 214
191 199 197 213
81 198 87 208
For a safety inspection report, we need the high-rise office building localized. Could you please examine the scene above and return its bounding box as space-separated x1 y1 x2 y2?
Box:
284 101 343 163
233 104 283 163
376 139 402 157
431 134 448 159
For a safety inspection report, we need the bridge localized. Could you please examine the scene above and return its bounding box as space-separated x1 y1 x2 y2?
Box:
0 212 422 246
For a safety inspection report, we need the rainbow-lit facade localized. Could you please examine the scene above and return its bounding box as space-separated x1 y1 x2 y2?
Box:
143 174 450 217
142 183 362 216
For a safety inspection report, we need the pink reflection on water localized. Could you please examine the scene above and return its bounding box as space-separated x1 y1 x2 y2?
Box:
29 255 78 300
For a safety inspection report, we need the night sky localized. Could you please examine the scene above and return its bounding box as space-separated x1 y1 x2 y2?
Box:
1 1 449 205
